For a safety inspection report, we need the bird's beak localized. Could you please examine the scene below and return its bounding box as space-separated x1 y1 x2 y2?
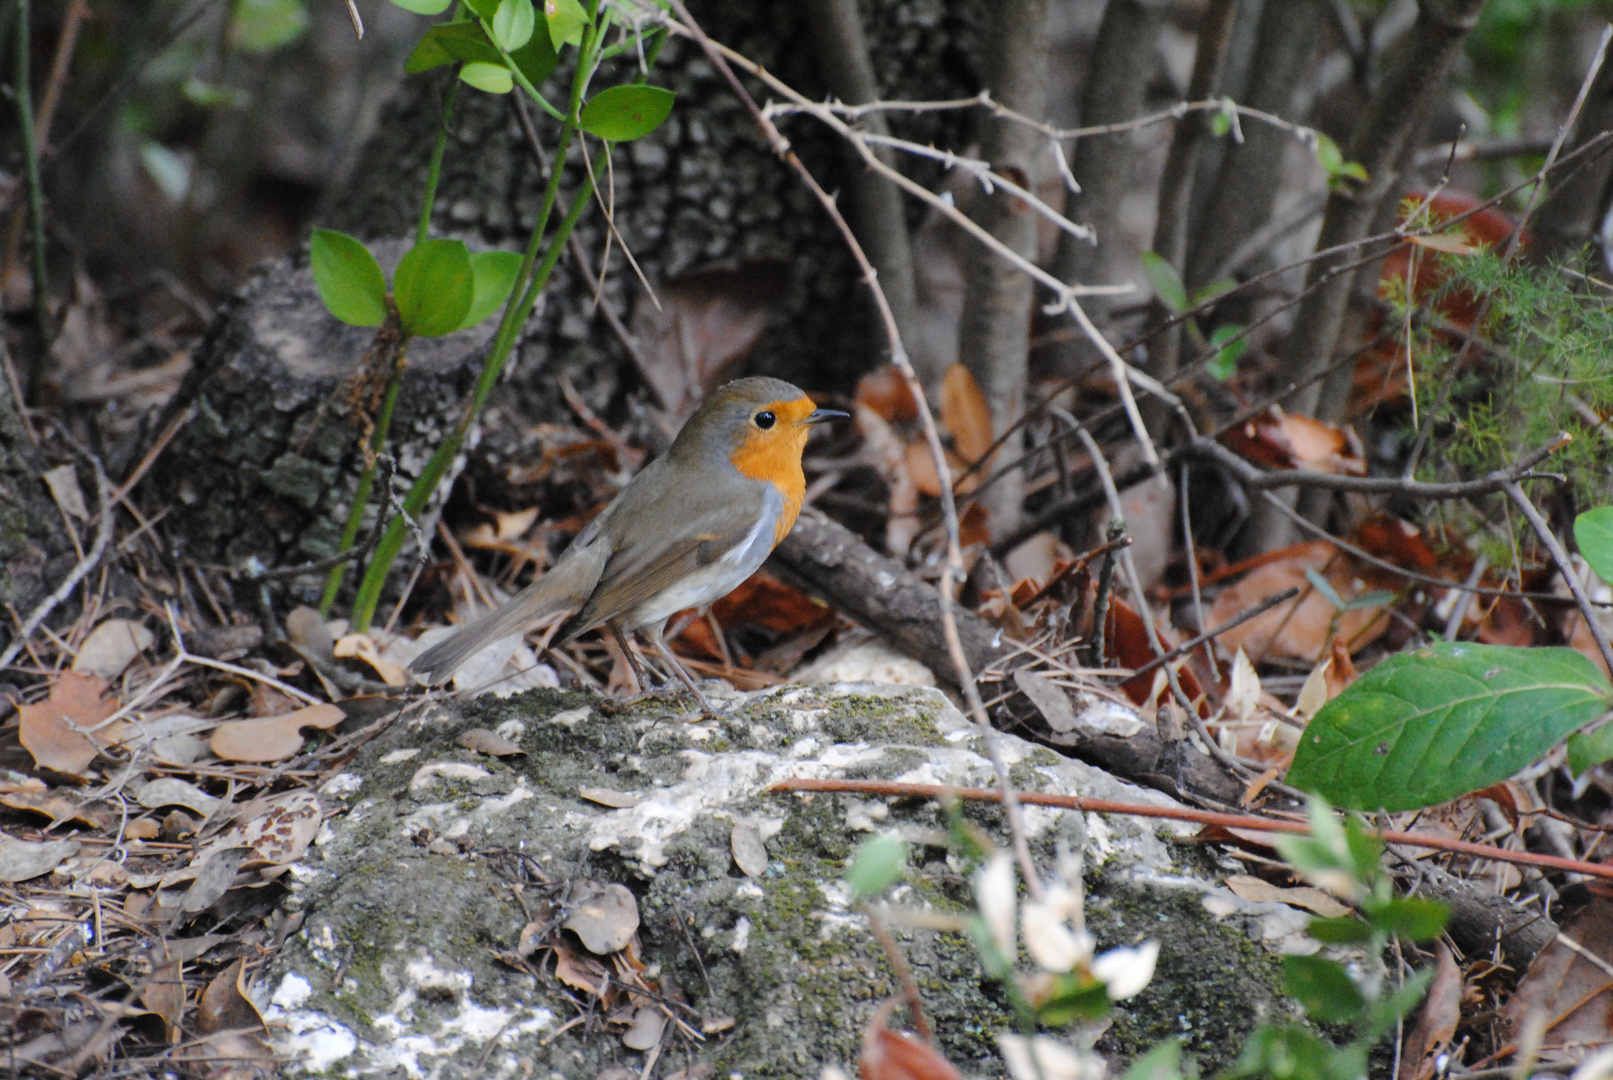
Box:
805 407 849 426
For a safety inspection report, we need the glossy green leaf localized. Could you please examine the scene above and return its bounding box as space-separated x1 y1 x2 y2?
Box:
544 0 588 50
579 84 675 141
1287 642 1612 811
490 0 535 52
310 229 387 328
1575 507 1613 585
1282 954 1364 1023
460 61 514 94
1141 251 1188 315
393 239 474 337
390 0 452 12
458 251 524 330
845 833 906 901
463 0 498 18
1365 897 1448 942
406 21 504 73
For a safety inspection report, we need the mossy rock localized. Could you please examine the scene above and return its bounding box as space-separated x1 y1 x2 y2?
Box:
260 684 1296 1077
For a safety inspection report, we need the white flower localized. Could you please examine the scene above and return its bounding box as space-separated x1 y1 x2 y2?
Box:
973 851 1016 958
998 1034 1105 1080
1021 884 1093 973
1091 940 1160 1000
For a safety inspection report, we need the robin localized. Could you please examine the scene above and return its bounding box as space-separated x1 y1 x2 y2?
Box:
409 377 847 712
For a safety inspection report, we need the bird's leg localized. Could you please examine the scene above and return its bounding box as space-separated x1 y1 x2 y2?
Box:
608 623 652 696
644 627 721 718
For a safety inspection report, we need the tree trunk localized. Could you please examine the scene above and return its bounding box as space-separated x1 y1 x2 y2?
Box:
957 0 1051 543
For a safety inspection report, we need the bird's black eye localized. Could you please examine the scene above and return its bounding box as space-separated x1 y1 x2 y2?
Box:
754 410 776 430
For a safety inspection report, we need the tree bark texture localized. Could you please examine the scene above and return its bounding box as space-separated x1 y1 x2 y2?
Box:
0 388 72 655
327 2 990 423
957 0 1051 542
1282 0 1488 425
1049 0 1170 353
1185 0 1328 293
152 244 493 599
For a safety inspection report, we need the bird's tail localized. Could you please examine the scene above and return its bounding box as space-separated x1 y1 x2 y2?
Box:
408 544 607 685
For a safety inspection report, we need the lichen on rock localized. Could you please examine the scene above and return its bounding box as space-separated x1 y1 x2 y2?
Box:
260 683 1294 1078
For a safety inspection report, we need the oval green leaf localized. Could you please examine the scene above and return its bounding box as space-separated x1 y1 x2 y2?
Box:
407 21 504 73
1287 642 1612 811
1139 251 1187 315
394 239 474 338
460 61 513 94
579 84 675 142
1365 897 1448 943
1575 506 1613 586
458 250 524 330
390 0 452 13
490 0 535 53
310 229 387 328
508 19 559 86
544 0 587 50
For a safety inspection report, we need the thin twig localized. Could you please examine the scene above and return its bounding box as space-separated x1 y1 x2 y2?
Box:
664 0 1044 900
1129 587 1301 683
767 778 1613 882
1502 478 1613 676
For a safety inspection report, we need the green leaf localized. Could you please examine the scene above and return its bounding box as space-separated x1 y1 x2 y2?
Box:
390 0 452 12
1306 916 1373 944
579 84 676 141
1316 133 1345 175
1303 568 1347 610
230 0 309 52
1575 507 1613 585
460 61 514 94
1141 251 1189 315
1568 715 1613 774
544 0 588 50
1205 324 1248 382
508 18 559 85
1365 897 1448 942
1282 954 1365 1024
490 0 535 52
1220 1024 1335 1080
393 239 475 337
310 229 388 328
1210 110 1231 138
1122 1038 1188 1080
463 0 499 18
407 21 504 73
1034 972 1113 1025
1287 642 1613 811
458 251 524 330
845 833 906 901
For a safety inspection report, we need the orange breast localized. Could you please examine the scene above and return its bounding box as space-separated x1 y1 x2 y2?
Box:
728 399 813 545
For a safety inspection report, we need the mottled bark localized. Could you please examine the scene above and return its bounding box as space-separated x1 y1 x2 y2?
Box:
957 0 1050 542
0 382 72 659
1185 0 1328 293
1282 0 1488 425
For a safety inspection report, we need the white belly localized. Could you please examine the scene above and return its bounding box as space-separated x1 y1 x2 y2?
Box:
622 500 778 630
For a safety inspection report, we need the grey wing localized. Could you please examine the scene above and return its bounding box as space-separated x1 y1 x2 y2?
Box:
559 477 774 637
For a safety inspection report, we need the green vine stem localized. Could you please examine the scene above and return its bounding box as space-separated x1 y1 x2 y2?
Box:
318 72 460 618
349 5 604 632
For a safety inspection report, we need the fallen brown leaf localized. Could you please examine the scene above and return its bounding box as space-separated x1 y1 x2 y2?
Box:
18 672 126 774
210 704 345 762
